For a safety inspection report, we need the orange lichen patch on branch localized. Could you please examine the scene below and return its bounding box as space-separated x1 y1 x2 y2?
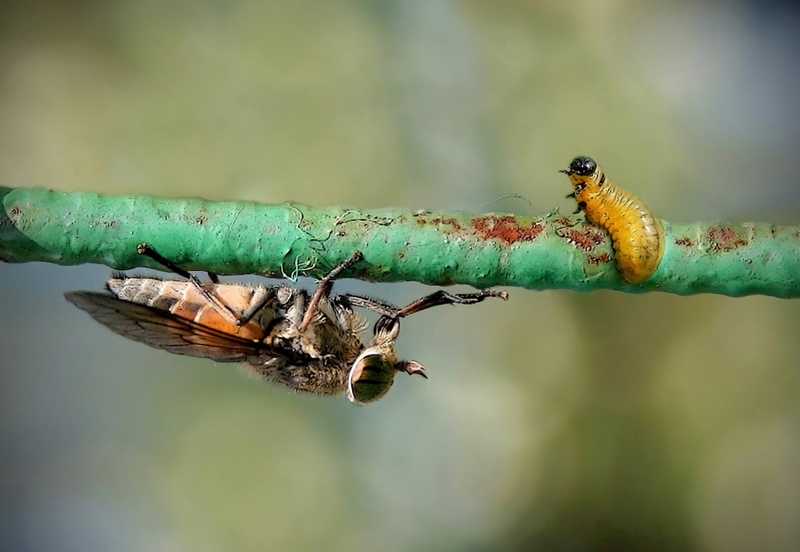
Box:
707 227 747 252
556 224 607 251
470 215 543 244
587 252 613 265
412 213 463 233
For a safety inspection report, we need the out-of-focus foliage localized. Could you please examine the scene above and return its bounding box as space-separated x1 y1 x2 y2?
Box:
1 1 799 551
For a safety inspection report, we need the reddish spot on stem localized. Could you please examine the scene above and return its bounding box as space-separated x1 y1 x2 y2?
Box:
471 215 543 244
587 252 612 265
557 225 607 251
413 214 462 232
707 227 747 252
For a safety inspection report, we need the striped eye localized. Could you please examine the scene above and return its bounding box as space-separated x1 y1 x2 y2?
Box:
563 157 665 283
346 352 397 405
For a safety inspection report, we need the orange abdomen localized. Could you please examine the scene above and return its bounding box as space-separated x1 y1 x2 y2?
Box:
108 277 268 340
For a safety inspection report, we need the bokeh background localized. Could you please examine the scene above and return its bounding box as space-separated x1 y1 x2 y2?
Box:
2 1 800 550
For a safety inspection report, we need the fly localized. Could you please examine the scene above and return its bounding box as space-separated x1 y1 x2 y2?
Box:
65 243 508 405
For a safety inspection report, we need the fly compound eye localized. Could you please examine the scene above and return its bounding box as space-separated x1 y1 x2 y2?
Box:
569 156 596 176
347 352 396 405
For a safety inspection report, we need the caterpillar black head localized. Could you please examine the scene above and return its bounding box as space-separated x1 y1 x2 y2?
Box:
565 157 597 176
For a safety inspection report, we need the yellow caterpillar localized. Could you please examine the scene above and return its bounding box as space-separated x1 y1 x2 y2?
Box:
563 157 664 283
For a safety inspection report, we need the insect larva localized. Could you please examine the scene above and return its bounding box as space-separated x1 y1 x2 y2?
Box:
562 157 665 283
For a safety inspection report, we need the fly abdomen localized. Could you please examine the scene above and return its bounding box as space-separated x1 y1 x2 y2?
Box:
107 276 268 340
107 276 204 315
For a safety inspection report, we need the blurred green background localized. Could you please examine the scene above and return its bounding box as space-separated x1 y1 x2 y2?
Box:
2 1 800 550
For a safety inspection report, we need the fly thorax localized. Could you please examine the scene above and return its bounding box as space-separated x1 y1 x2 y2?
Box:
297 331 325 359
253 307 279 334
274 285 294 306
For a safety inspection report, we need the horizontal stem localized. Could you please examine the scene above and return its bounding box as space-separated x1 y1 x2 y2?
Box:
2 186 799 298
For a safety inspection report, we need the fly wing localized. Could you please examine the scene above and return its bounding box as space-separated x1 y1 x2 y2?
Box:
65 291 275 363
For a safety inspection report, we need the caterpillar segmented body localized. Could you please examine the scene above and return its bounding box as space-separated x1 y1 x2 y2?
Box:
563 157 664 283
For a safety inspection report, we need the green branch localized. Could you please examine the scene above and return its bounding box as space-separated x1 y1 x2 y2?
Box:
2 186 799 298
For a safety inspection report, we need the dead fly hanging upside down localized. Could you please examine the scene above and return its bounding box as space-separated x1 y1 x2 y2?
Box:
65 244 508 405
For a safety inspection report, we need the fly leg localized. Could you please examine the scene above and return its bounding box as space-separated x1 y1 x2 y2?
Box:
297 251 364 332
338 294 398 317
137 242 249 326
343 289 508 319
344 288 508 336
394 289 508 317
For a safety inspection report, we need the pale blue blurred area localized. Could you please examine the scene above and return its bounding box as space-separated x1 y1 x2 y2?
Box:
630 1 800 221
2 1 800 551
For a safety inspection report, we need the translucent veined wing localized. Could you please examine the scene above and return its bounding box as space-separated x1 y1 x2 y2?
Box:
65 291 275 362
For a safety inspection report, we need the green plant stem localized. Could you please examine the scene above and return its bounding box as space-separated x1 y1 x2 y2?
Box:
2 186 799 298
